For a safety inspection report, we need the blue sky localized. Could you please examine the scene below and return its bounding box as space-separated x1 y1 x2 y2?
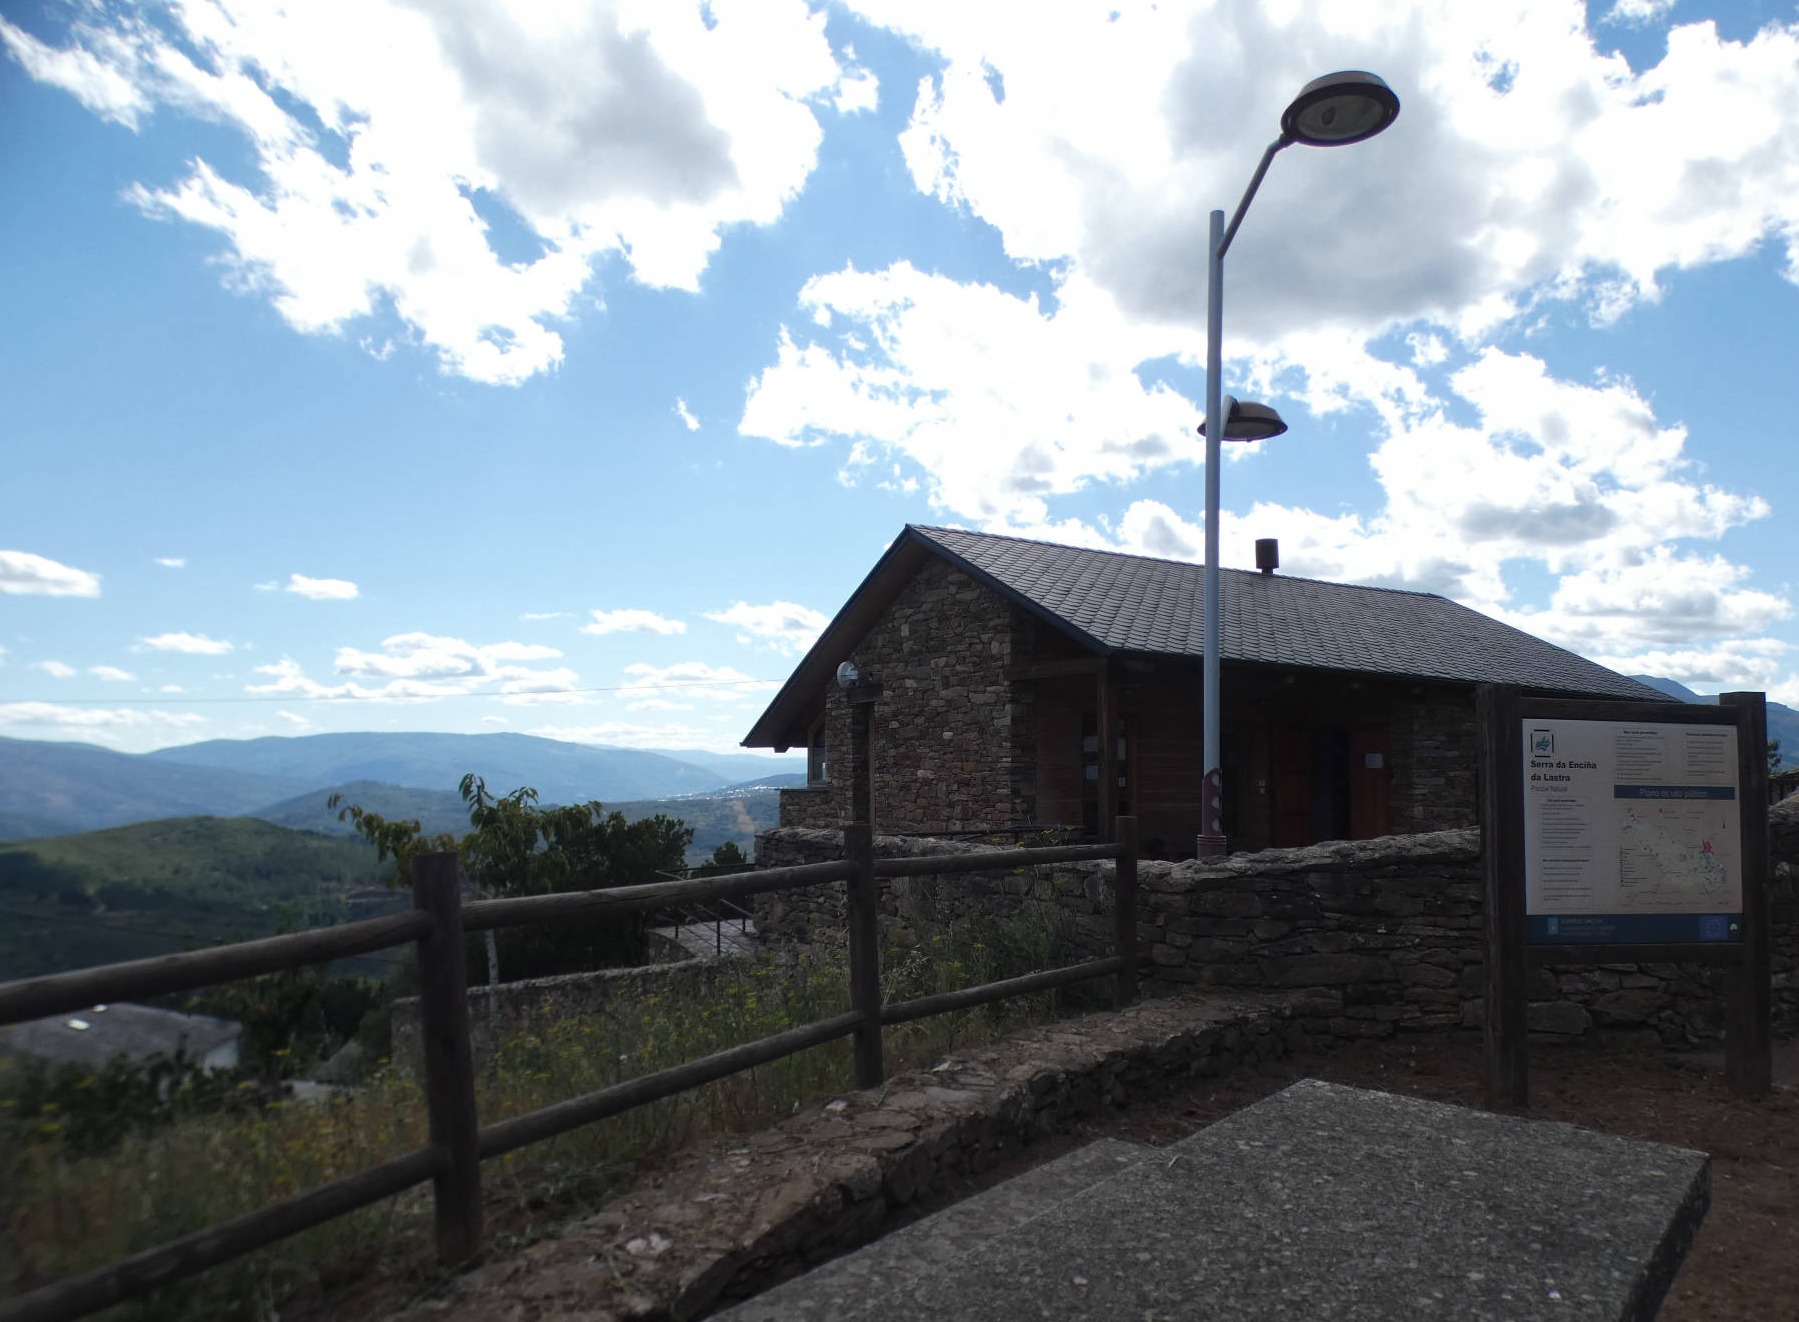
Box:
3 0 1798 756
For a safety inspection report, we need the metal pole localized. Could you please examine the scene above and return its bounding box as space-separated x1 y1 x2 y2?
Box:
1199 207 1227 858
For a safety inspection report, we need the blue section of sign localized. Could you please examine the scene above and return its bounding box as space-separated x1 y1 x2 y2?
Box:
1612 785 1736 800
1527 914 1742 944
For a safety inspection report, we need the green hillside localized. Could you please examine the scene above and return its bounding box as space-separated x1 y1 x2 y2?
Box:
0 818 390 981
610 791 782 862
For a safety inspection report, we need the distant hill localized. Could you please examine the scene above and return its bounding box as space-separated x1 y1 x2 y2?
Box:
0 733 801 842
0 736 309 840
646 749 806 783
0 817 390 980
248 781 474 839
1630 676 1799 769
145 732 797 805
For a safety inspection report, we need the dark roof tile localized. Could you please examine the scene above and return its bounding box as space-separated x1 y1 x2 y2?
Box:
915 525 1666 700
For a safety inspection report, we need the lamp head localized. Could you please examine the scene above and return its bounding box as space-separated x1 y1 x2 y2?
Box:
1198 400 1288 442
1280 71 1399 147
835 660 861 689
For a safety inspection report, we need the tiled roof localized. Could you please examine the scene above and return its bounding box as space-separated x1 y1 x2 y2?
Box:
0 1002 241 1071
914 525 1667 700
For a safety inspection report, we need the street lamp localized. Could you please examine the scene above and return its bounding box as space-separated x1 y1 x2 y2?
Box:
1197 70 1399 858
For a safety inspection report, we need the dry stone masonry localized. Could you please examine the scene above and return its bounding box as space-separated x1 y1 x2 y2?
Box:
780 558 1033 835
759 803 1799 1045
389 992 1290 1322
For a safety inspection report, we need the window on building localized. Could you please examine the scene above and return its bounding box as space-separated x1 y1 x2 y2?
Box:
807 718 829 784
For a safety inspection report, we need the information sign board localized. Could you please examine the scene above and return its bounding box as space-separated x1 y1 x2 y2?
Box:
1522 717 1742 944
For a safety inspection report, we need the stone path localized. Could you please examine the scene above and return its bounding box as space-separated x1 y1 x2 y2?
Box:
733 1082 1709 1321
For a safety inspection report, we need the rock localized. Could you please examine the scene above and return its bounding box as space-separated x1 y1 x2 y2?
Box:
1527 1001 1592 1036
1258 953 1394 987
1591 989 1669 1025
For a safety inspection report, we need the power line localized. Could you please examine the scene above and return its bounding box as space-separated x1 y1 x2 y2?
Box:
0 676 784 707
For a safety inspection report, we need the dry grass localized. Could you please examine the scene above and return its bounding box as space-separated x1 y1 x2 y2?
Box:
2 897 1093 1320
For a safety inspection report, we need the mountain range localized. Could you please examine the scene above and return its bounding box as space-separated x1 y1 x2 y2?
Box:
1626 677 1799 766
0 733 801 840
3 675 1787 842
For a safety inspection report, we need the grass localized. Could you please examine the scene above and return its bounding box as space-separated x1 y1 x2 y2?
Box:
1 881 1102 1320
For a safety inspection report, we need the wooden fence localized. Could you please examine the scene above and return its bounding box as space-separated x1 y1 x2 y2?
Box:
0 819 1140 1322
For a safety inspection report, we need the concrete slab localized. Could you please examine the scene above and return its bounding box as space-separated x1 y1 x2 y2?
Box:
716 1139 1151 1321
835 1080 1710 1322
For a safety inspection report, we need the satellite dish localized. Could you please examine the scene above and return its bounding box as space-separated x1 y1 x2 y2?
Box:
835 660 860 688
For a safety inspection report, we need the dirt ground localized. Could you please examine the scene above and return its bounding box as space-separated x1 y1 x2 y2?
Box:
904 1032 1799 1322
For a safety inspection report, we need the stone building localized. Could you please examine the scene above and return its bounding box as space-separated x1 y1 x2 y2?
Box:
742 526 1669 858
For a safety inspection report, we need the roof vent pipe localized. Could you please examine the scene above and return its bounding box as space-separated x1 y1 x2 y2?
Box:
1255 538 1279 575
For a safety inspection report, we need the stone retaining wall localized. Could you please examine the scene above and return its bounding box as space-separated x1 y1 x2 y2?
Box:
389 991 1292 1322
756 808 1799 1045
390 956 742 1071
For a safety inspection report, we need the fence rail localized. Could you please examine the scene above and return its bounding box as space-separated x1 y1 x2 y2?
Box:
0 818 1139 1322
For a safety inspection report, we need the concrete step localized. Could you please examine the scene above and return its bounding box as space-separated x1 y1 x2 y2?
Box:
715 1138 1153 1321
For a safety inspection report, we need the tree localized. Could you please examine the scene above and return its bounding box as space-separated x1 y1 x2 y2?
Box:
331 776 693 982
691 840 749 876
1769 739 1784 775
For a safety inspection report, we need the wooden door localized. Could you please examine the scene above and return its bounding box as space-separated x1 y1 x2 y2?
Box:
1271 730 1312 847
1348 725 1391 840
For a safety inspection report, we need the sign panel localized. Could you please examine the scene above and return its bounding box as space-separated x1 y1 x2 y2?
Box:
1521 718 1742 944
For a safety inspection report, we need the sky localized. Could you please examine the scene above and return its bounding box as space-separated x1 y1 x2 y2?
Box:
3 0 1798 759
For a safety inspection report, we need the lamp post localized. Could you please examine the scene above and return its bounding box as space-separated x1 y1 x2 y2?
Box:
1196 71 1400 858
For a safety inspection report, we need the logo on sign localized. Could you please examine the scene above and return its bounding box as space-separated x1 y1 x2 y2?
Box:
1530 729 1554 756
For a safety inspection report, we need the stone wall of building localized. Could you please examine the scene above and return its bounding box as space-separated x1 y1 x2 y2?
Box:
782 559 1035 835
1387 690 1479 834
757 807 1799 1044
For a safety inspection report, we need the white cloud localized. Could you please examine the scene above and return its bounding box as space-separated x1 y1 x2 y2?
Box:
674 397 701 430
833 59 879 115
247 631 576 703
89 665 136 682
528 719 731 750
254 580 280 591
154 556 186 568
705 600 829 655
522 611 569 621
852 1 1799 341
7 0 868 384
142 632 234 655
742 0 1799 555
1587 641 1786 693
34 660 77 678
0 14 150 126
277 709 314 729
740 263 1203 526
159 684 185 694
1604 0 1678 26
481 715 509 725
621 660 776 705
0 702 204 734
286 572 359 600
0 550 101 597
582 608 687 636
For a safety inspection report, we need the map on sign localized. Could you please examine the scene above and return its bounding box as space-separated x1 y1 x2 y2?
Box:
1522 717 1743 944
1617 805 1730 902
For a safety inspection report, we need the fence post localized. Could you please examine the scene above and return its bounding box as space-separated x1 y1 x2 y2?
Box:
412 851 483 1263
1113 815 1139 1008
844 820 885 1089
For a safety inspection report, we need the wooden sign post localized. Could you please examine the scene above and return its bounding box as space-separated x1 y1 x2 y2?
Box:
1480 685 1771 1107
